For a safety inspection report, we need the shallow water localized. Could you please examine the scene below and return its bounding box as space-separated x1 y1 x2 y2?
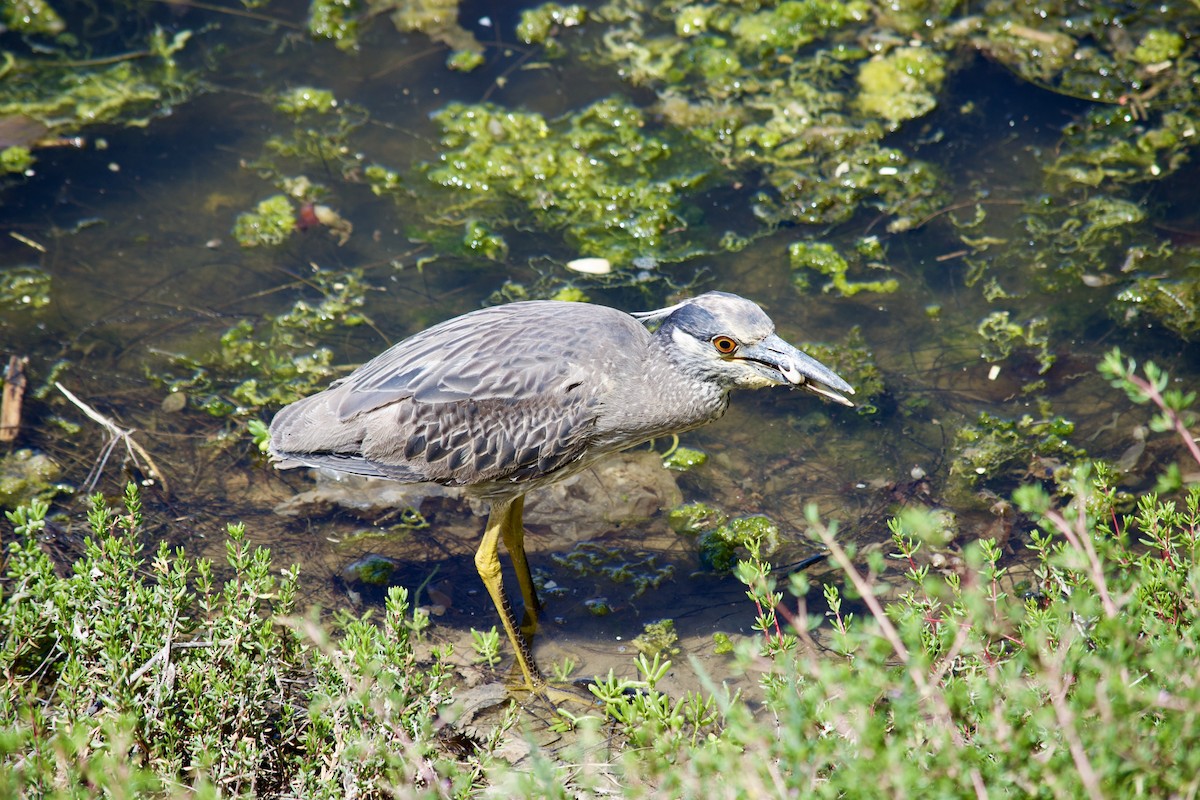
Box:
3 1 1198 698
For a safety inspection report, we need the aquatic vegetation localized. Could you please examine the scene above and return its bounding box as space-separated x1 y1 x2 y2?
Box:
232 194 297 248
662 445 707 472
699 514 779 573
1132 29 1185 66
856 47 946 127
552 541 676 599
308 0 483 68
668 501 729 536
275 86 339 117
3 0 65 34
789 239 898 296
160 269 371 418
956 191 1165 320
947 410 1085 504
0 266 51 311
1048 108 1197 188
797 326 884 415
1115 273 1200 340
421 97 704 263
0 18 196 177
976 311 1055 376
632 618 680 659
307 0 357 48
0 449 64 509
0 146 34 176
341 553 402 586
461 219 508 262
517 3 588 45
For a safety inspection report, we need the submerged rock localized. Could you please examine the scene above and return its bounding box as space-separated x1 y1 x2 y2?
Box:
0 448 65 510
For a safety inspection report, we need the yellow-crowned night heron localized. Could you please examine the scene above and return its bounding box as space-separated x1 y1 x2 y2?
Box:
269 291 853 692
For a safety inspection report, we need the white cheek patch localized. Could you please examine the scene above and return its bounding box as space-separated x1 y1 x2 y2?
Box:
671 327 711 358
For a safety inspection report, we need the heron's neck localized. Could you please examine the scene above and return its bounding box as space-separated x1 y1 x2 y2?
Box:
643 335 731 425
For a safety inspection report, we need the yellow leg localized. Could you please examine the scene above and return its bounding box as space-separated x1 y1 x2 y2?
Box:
475 496 544 692
500 495 542 637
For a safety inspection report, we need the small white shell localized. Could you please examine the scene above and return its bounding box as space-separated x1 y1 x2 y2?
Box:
566 257 612 275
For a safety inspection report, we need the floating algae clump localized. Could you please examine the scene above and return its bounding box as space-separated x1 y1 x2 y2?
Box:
0 449 63 509
699 515 780 573
424 97 703 263
789 240 899 296
633 619 680 659
309 0 484 68
0 266 51 311
669 501 728 536
233 195 296 248
948 412 1085 504
856 46 946 127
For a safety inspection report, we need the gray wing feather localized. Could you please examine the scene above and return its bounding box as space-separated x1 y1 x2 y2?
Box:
334 302 637 419
269 300 652 490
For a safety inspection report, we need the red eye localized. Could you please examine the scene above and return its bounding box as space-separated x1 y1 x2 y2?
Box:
712 336 737 355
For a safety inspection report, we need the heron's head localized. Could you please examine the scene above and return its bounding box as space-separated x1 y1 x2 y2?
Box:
636 292 855 406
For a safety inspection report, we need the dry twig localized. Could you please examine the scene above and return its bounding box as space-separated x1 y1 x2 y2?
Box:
55 381 170 496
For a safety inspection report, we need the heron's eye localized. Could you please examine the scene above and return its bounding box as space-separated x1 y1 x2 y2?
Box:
712 336 738 355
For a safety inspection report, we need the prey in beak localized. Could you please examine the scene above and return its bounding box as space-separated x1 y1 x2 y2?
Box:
738 333 856 407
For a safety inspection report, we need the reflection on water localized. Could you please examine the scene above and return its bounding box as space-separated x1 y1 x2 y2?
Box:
2 2 1194 695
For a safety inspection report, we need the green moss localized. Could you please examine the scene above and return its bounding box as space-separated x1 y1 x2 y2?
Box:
365 163 403 194
259 85 369 180
0 48 194 132
662 446 707 472
948 411 1085 502
1049 109 1197 188
2 0 64 35
423 97 701 263
980 22 1076 83
549 286 588 302
1132 29 1184 65
668 501 728 536
856 46 946 127
446 49 485 72
517 3 589 45
675 4 716 37
763 144 945 231
275 87 339 117
789 240 899 296
699 514 779 573
389 0 482 58
961 192 1162 297
308 0 360 51
977 311 1055 375
0 266 51 310
0 146 34 175
633 619 680 658
233 195 297 248
0 449 64 509
730 0 867 55
309 0 482 59
462 219 508 261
